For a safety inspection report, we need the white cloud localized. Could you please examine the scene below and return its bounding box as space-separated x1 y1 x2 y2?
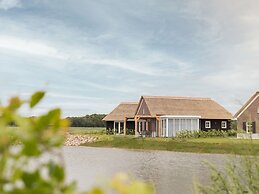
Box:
0 0 21 10
1 0 259 116
0 32 191 76
0 35 60 58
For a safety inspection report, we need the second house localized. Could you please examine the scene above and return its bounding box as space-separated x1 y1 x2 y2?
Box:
103 96 233 137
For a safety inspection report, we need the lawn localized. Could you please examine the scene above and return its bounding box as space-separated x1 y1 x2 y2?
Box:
10 126 259 155
68 127 105 135
81 135 259 155
65 127 259 155
8 126 106 135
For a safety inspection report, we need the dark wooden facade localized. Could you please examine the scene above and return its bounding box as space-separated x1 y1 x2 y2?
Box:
106 118 232 137
200 119 231 131
106 121 135 135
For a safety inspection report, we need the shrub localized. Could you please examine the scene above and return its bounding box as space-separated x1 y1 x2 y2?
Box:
106 128 135 135
194 155 259 193
176 129 237 139
230 120 237 130
0 91 154 194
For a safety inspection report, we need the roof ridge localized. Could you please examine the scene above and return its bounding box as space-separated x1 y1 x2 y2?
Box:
142 96 211 100
120 102 138 104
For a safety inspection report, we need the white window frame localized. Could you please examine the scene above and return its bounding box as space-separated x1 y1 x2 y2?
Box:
205 121 211 129
246 122 253 133
221 121 227 129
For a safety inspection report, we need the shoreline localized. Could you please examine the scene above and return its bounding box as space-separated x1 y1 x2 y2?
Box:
63 145 235 157
78 135 259 155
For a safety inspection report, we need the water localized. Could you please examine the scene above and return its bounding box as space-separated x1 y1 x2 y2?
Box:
63 146 228 194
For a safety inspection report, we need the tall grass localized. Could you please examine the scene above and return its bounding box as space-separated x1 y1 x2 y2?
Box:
69 127 106 135
194 154 259 193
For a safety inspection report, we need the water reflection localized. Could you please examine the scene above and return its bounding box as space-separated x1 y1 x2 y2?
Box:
63 147 226 194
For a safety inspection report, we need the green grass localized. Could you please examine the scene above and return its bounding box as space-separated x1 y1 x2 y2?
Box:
61 128 259 155
68 127 106 135
81 135 259 155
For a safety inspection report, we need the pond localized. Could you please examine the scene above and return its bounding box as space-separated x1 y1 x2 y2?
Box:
63 146 228 194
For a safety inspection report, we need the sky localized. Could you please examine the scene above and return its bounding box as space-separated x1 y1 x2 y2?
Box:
0 0 259 116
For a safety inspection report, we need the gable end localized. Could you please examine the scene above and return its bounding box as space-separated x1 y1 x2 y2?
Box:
235 92 259 118
135 97 151 116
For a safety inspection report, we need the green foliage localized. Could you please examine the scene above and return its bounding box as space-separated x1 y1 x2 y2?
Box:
105 128 115 135
67 114 106 127
0 92 154 194
176 129 237 139
107 173 154 194
230 120 237 131
195 155 259 194
69 127 106 135
30 91 45 108
126 128 135 135
106 128 134 135
0 93 73 194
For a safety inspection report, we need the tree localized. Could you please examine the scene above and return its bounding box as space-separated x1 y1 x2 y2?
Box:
67 114 106 127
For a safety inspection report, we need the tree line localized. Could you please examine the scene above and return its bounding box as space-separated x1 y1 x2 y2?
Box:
67 114 106 127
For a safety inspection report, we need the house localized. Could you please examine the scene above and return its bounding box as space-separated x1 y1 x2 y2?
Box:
234 91 259 133
102 102 138 135
135 96 232 137
104 96 233 137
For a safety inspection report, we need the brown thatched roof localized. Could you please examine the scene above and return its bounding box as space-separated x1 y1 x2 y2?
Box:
103 102 138 121
136 96 232 119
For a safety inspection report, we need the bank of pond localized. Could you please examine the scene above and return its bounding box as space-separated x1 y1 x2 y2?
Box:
80 136 258 155
68 127 259 155
69 128 259 155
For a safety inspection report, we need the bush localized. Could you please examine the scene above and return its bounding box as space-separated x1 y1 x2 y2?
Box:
230 120 237 130
194 155 259 193
106 128 135 135
176 129 237 139
0 91 154 194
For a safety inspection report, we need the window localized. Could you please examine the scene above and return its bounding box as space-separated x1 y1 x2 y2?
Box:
257 107 259 114
205 121 211 129
142 108 145 115
161 119 166 137
246 122 253 133
221 121 227 129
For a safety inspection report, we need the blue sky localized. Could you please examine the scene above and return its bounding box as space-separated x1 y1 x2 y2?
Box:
0 0 259 116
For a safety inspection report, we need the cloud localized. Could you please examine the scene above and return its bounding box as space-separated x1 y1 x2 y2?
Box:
0 35 59 58
0 0 21 10
0 1 195 77
1 0 259 116
0 33 191 76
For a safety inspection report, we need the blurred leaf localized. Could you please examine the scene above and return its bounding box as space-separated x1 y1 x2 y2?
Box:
22 171 40 188
48 161 65 182
128 182 154 194
33 108 61 132
90 187 104 194
30 91 45 108
0 91 155 194
22 140 41 156
9 97 22 110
